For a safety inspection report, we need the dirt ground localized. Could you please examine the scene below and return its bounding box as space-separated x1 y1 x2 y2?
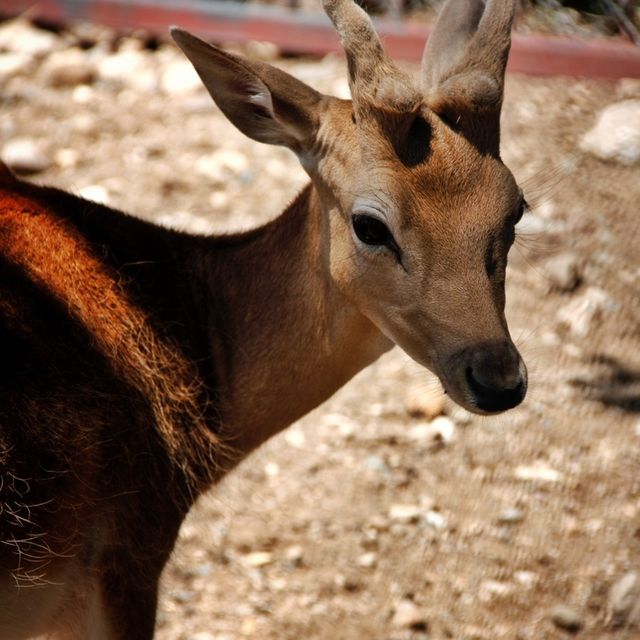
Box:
1 17 640 640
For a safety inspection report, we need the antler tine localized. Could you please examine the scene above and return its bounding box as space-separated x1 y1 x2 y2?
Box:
323 0 418 112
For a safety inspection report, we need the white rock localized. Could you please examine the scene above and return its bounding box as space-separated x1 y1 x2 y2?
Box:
0 52 34 80
0 18 60 56
245 551 273 568
514 462 563 483
556 286 614 338
2 138 50 174
391 599 426 629
543 253 581 292
404 384 446 419
424 510 446 529
195 149 249 184
479 579 514 602
549 605 584 632
39 48 96 87
78 184 111 205
97 49 157 92
54 148 79 169
356 552 377 568
580 100 640 165
389 504 422 524
609 571 640 627
160 59 202 95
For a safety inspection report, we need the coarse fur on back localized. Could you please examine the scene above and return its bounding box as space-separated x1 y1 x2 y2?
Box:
0 0 527 637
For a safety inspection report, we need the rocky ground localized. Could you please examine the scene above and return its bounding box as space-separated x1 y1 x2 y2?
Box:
2 15 640 640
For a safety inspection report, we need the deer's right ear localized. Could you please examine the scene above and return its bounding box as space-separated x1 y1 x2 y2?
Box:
171 28 323 154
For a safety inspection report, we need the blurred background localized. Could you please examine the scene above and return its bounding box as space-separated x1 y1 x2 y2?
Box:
1 1 640 639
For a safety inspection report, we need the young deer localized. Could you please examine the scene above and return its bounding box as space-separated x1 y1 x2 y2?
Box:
0 0 526 637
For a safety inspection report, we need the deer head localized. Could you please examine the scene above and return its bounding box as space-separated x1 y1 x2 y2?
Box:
171 0 527 415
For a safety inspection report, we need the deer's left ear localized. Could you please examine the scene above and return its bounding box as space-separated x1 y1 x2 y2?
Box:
421 0 515 155
171 28 323 155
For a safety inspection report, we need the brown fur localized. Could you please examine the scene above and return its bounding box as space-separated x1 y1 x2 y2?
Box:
0 0 525 637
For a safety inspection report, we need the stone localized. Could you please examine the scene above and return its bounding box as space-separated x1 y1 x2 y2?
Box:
556 287 615 338
496 507 525 524
245 551 273 568
407 416 455 444
0 18 60 56
97 49 157 92
160 59 202 95
514 462 563 483
549 604 584 633
391 599 427 630
77 184 111 206
1 138 51 174
609 571 640 627
284 545 304 567
0 52 34 80
389 504 422 524
39 48 96 87
543 253 581 293
580 100 640 166
404 384 446 419
356 552 377 568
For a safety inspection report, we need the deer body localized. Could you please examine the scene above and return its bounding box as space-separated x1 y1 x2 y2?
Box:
0 0 527 637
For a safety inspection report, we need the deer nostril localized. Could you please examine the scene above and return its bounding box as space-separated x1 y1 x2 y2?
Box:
465 366 525 413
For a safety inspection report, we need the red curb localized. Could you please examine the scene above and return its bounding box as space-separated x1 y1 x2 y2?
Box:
3 0 640 79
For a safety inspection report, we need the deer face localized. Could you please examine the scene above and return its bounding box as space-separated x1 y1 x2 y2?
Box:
172 0 527 415
319 102 526 414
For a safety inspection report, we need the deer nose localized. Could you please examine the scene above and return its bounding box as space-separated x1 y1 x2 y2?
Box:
464 342 527 413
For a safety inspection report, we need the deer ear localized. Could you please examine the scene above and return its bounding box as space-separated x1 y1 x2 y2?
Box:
421 0 515 154
171 28 323 154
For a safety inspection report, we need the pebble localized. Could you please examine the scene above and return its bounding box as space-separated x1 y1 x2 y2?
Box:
356 552 377 568
97 49 157 92
542 253 581 293
580 100 640 165
496 507 525 524
284 545 304 567
160 59 202 95
391 599 428 630
514 462 563 483
245 551 273 568
407 416 456 444
404 385 446 419
0 18 60 56
556 287 614 338
0 52 34 80
39 48 96 87
389 504 422 524
78 184 111 205
549 604 584 633
609 571 640 627
1 138 51 174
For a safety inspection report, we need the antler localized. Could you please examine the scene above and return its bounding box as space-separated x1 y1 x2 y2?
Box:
323 0 420 115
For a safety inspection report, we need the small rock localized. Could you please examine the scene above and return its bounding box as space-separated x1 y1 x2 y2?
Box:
609 571 640 627
391 599 428 630
245 551 273 568
580 100 640 165
364 454 389 473
389 504 422 524
556 287 614 338
424 510 446 530
78 184 110 205
195 149 250 185
160 59 202 95
284 545 304 567
189 633 216 640
0 18 60 56
543 253 581 293
514 462 563 483
497 507 525 524
356 552 377 568
97 49 157 91
514 570 538 588
479 579 514 602
0 52 35 80
549 604 584 633
245 40 280 61
407 416 456 444
404 385 446 419
39 48 96 87
1 138 51 174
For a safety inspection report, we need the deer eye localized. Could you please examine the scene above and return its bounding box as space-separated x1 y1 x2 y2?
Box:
352 214 392 246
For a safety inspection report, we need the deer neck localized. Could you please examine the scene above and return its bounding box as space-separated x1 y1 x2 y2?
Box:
198 185 392 457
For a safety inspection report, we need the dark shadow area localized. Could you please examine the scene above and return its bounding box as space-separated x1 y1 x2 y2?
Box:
569 353 640 413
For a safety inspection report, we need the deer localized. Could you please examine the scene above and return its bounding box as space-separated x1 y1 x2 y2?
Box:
0 0 527 637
